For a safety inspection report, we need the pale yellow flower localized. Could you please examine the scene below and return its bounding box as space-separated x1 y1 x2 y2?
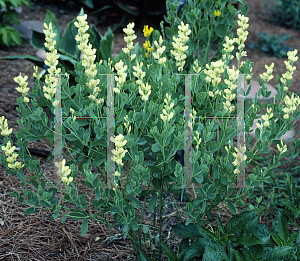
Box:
170 21 191 72
160 93 175 123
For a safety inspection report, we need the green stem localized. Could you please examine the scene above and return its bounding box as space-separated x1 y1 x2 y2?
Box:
158 163 164 261
152 199 157 260
202 17 212 68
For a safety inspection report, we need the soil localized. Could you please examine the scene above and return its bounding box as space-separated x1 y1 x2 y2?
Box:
0 1 300 260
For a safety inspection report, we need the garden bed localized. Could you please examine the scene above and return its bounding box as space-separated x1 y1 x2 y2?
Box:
0 0 300 260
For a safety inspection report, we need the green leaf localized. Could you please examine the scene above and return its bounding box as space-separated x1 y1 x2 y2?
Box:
66 134 78 141
161 74 169 84
24 207 36 215
0 27 9 46
139 250 154 261
214 24 227 38
237 233 263 247
148 193 157 212
61 215 67 223
30 114 40 121
69 210 88 220
92 153 106 167
255 127 261 140
160 243 177 261
271 234 283 246
115 2 140 16
275 212 289 244
165 26 175 38
40 200 52 208
0 0 6 8
197 27 208 41
10 0 18 8
30 29 46 50
81 218 89 237
59 19 80 60
59 54 78 65
186 12 195 23
100 28 114 60
262 246 294 260
127 195 141 208
200 238 227 260
9 28 22 45
152 143 161 152
227 201 236 215
172 223 201 239
80 0 93 9
24 134 39 141
0 54 45 69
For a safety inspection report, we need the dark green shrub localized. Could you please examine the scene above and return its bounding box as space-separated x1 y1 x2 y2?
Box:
262 0 300 30
247 32 293 58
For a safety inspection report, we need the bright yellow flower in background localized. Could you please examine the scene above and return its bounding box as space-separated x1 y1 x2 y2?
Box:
214 10 221 16
143 25 153 38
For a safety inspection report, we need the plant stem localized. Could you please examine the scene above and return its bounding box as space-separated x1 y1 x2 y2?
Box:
158 162 164 261
158 141 166 261
152 200 157 260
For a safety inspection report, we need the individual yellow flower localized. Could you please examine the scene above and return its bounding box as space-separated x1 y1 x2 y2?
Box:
0 116 13 137
256 107 274 131
214 10 221 16
277 139 287 155
143 40 154 58
75 14 101 94
281 93 300 120
122 22 137 54
1 140 23 170
14 73 30 103
143 25 153 38
280 50 298 92
152 35 166 65
170 21 191 72
260 63 274 82
114 171 121 177
232 144 247 175
192 59 201 73
160 93 174 123
114 60 128 93
124 115 131 133
32 66 42 81
110 134 128 166
235 14 249 52
193 131 202 150
43 22 61 101
55 159 73 185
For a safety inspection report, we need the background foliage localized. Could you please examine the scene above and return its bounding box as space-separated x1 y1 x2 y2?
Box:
262 0 300 30
0 0 31 47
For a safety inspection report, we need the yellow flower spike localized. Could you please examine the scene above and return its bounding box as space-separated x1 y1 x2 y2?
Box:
143 25 153 38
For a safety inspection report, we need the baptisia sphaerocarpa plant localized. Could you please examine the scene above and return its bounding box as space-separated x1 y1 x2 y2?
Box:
1 5 300 261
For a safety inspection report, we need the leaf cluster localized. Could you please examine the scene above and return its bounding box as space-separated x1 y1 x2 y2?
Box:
0 0 31 46
161 211 300 261
262 0 300 30
247 32 293 58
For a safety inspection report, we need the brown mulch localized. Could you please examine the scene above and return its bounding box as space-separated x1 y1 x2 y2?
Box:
0 1 300 260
